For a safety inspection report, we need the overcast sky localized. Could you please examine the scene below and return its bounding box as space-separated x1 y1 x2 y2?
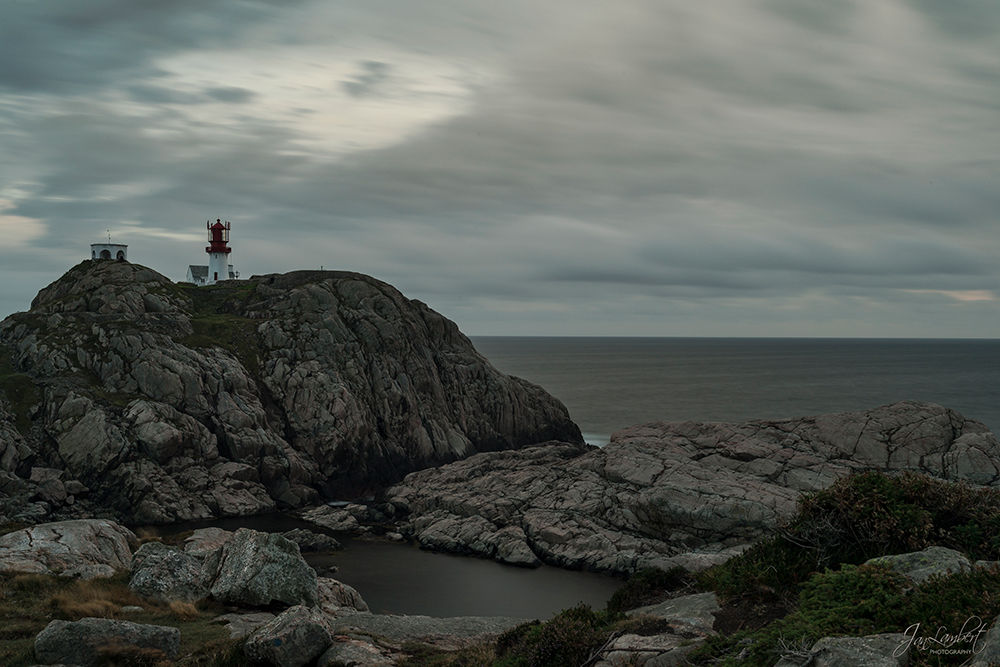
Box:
2 0 998 336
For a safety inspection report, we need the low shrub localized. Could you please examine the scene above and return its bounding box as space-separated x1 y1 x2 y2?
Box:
606 566 691 613
699 471 1000 600
493 605 618 667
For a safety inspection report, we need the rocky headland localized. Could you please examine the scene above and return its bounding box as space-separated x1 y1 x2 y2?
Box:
371 400 1000 577
0 260 581 525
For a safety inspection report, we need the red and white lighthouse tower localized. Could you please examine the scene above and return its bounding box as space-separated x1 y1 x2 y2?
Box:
206 219 232 284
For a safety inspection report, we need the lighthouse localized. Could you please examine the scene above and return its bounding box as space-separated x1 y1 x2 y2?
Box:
187 219 237 285
206 219 232 284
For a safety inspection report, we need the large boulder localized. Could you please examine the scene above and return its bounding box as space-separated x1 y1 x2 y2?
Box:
206 528 319 608
0 519 133 578
774 633 909 667
34 617 180 666
866 546 972 585
380 401 1000 576
243 605 334 667
0 261 581 525
129 541 210 603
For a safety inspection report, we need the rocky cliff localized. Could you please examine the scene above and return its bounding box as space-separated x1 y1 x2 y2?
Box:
0 260 581 524
377 400 1000 576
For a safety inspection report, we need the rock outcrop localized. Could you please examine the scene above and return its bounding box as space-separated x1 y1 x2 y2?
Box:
866 546 973 585
0 260 581 524
34 617 180 666
0 518 134 578
206 528 320 608
243 605 334 667
129 541 210 603
378 401 1000 576
773 633 910 667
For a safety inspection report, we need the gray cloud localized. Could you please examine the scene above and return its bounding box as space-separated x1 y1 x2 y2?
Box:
1 0 998 335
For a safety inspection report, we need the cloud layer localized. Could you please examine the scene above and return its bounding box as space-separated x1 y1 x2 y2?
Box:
1 0 998 335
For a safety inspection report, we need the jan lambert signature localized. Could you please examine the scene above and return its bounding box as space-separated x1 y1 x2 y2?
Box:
894 616 990 657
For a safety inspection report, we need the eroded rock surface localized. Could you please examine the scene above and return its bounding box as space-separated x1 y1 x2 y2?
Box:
243 605 334 667
206 528 319 608
380 401 1000 576
0 518 134 578
773 632 909 667
866 546 973 585
34 617 180 666
0 261 580 525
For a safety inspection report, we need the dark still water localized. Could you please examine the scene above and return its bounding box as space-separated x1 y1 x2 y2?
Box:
140 515 622 620
471 337 1000 446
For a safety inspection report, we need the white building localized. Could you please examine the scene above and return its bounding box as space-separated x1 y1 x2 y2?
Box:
90 242 127 261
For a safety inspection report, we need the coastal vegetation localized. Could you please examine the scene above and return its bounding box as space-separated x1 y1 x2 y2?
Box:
3 472 1000 666
397 470 1000 667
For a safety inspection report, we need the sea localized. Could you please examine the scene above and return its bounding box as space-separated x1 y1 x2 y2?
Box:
470 337 1000 446
148 337 1000 619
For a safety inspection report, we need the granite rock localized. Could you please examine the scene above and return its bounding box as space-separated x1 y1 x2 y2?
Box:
380 401 1000 576
205 528 319 608
34 617 180 666
0 519 134 577
0 261 580 525
243 605 334 667
866 546 973 585
128 541 209 603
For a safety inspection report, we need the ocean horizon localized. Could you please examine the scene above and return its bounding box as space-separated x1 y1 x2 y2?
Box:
471 336 1000 446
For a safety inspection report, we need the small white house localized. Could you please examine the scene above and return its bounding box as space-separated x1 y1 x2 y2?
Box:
185 264 235 285
91 242 128 261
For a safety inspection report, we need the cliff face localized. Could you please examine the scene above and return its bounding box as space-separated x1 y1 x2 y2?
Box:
0 261 582 524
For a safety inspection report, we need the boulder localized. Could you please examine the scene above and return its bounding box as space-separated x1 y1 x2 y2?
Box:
213 611 277 639
317 577 369 615
598 633 698 667
129 541 209 603
282 528 341 552
627 592 720 637
866 546 972 585
206 528 319 608
297 506 363 533
243 605 334 667
182 526 234 557
968 614 1000 666
34 617 179 666
774 632 909 667
0 519 133 577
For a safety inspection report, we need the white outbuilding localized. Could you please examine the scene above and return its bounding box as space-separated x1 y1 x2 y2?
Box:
90 241 127 261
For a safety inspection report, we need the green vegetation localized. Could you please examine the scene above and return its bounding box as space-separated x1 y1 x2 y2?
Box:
605 565 691 614
0 345 40 435
5 472 1000 666
687 471 1000 666
0 571 245 666
175 282 264 375
402 471 1000 667
699 470 1000 601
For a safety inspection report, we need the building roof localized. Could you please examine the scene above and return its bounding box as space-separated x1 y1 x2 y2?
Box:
188 265 208 278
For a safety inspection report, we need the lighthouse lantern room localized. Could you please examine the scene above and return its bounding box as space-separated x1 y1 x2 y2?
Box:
207 219 232 284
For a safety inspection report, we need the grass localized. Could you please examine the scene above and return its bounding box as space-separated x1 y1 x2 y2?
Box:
173 282 265 376
0 571 239 667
